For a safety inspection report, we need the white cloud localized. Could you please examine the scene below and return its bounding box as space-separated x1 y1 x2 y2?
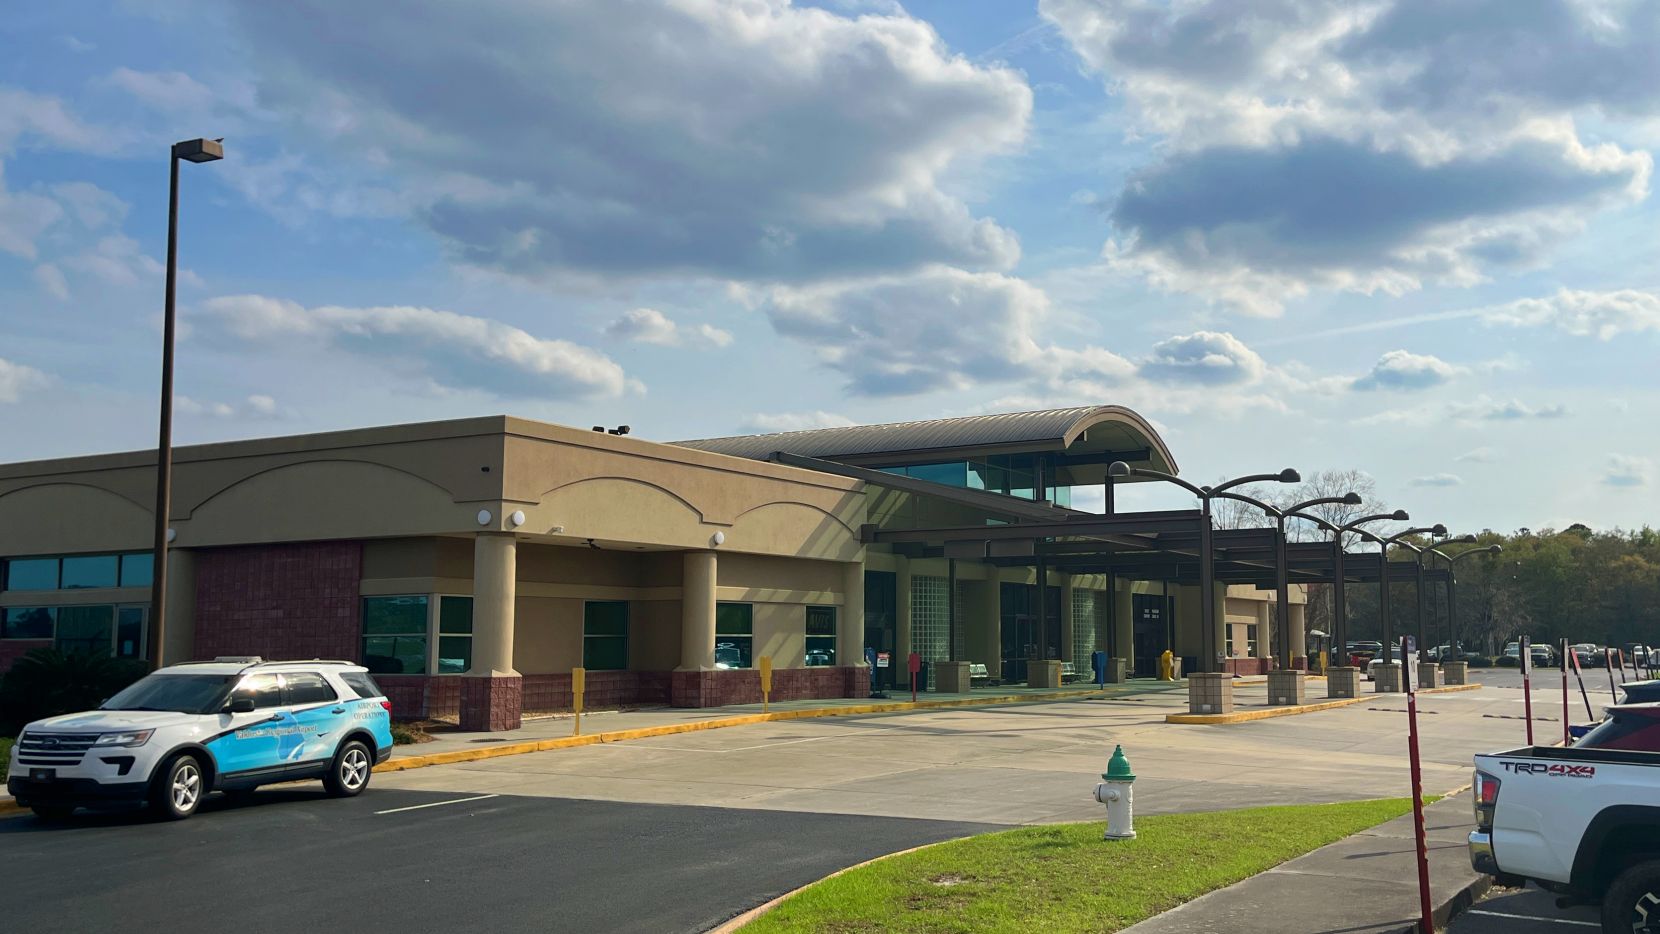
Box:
1352 350 1463 391
0 358 49 403
1455 398 1569 421
603 308 732 349
220 0 1031 284
1455 447 1498 463
1479 288 1660 340
763 266 1132 396
739 411 857 433
33 263 68 300
1042 0 1658 314
196 294 633 400
1604 454 1652 488
1409 473 1463 487
61 235 164 286
1360 396 1569 426
1137 331 1266 386
103 68 216 112
176 394 287 420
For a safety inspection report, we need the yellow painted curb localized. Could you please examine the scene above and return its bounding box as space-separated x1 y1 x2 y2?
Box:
1165 682 1483 724
0 796 27 820
375 685 1127 774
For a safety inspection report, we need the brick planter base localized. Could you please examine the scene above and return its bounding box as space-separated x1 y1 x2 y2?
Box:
1442 661 1469 685
1417 662 1443 690
460 676 522 732
670 666 859 708
1267 670 1307 706
1373 663 1402 694
1188 671 1234 714
1327 666 1362 698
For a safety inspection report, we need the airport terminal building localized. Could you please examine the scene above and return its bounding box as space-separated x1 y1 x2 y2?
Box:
0 407 1304 731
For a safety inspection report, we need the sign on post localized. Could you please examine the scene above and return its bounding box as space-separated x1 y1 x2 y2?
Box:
572 666 586 737
759 654 773 713
908 652 921 703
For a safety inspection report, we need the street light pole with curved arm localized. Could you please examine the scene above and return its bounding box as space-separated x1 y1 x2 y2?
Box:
1306 511 1411 659
1425 543 1502 658
1359 524 1448 675
1108 462 1300 673
1209 489 1363 669
1414 534 1476 653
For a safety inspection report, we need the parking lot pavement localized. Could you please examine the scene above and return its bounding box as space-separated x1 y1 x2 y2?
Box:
1449 884 1600 931
0 786 993 934
372 670 1541 825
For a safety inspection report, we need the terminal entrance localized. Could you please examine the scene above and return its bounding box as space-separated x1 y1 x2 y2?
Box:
863 570 897 690
1132 592 1173 677
1000 582 1061 683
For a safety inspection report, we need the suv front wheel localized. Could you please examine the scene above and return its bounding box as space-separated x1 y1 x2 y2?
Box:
323 739 373 798
151 753 205 821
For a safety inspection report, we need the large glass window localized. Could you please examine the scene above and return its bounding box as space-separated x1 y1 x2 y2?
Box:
3 557 59 591
60 554 119 589
437 596 474 674
116 606 147 658
584 601 629 671
119 553 154 588
715 603 753 670
362 595 429 674
55 605 115 655
2 606 55 640
805 606 836 666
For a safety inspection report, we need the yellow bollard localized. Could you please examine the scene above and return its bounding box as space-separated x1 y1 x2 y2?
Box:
572 666 585 736
1158 650 1174 681
759 655 773 713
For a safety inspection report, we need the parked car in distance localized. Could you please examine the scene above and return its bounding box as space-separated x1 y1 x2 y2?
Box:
1347 641 1383 668
1366 645 1418 681
1530 644 1558 668
1576 704 1660 754
1572 644 1607 669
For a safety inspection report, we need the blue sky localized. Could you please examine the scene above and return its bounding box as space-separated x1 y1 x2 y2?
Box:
1 0 1657 532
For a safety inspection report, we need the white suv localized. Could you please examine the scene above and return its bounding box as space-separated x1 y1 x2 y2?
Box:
6 657 395 821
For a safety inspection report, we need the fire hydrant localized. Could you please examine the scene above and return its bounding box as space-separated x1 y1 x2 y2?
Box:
1093 744 1137 840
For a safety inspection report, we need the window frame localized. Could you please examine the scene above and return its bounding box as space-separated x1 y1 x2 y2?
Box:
715 602 754 670
361 594 432 675
805 605 836 667
434 594 475 675
2 552 156 593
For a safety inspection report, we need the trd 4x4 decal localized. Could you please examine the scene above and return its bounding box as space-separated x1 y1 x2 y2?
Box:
1500 761 1596 778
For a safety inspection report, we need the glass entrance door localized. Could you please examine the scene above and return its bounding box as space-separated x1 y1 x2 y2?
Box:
1131 593 1169 677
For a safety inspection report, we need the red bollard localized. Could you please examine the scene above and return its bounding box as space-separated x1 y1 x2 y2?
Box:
1562 639 1571 746
1521 635 1534 746
1402 637 1434 934
908 652 921 703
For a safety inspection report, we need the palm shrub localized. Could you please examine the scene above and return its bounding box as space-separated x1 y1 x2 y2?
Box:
0 648 150 735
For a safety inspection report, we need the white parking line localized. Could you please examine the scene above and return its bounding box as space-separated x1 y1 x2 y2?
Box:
375 794 499 815
1466 909 1598 927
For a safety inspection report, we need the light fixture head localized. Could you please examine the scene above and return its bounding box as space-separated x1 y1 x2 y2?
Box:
1488 544 1503 554
173 138 224 163
1391 509 1410 521
1341 492 1363 505
1430 523 1448 536
1107 461 1132 479
1278 468 1301 483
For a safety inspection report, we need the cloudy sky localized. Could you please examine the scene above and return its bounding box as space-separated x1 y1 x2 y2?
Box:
2 0 1656 532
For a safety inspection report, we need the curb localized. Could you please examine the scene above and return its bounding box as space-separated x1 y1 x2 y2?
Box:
707 838 959 934
376 684 1127 774
0 796 25 820
1165 682 1483 724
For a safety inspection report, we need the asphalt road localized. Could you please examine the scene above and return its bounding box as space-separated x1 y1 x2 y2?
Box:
1448 883 1600 931
1 786 994 934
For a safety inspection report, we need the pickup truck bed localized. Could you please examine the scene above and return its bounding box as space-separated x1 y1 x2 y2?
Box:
1472 745 1660 931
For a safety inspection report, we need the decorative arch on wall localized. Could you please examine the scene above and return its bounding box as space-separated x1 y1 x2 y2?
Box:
538 476 711 523
183 459 464 543
0 482 155 553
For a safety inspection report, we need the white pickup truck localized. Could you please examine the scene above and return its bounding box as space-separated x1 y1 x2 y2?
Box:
1470 745 1660 932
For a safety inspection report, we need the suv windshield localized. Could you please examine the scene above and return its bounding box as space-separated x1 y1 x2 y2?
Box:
102 673 238 714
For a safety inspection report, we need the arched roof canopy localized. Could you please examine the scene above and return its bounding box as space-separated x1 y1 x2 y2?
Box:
675 405 1177 485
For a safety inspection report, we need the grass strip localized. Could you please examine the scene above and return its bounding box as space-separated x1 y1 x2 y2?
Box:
744 797 1417 933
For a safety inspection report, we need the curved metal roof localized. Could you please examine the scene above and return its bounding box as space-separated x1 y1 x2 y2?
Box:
674 405 1177 476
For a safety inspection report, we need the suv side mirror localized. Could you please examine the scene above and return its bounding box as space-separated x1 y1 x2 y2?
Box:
226 696 256 714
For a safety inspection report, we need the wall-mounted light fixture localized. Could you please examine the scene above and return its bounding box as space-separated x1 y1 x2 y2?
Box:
509 510 526 528
476 509 493 526
711 531 726 547
166 528 177 544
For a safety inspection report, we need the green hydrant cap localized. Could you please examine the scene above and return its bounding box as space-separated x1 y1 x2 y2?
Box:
1103 744 1136 783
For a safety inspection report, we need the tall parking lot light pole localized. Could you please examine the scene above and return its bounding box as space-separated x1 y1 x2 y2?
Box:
1417 534 1475 650
1212 490 1363 669
1428 543 1501 657
1108 462 1300 673
1361 524 1447 656
149 138 224 669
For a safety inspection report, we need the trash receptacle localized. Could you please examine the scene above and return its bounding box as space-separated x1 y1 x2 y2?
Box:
1091 650 1107 685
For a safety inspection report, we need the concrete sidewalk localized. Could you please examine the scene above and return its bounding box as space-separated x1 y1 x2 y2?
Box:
1122 796 1487 934
390 679 1190 763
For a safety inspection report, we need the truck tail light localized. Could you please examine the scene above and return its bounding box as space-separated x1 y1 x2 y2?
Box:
1474 770 1500 831
380 700 393 712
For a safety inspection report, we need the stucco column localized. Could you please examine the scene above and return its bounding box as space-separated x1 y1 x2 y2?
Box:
1289 601 1308 670
470 533 519 677
678 550 717 670
841 559 866 667
1255 602 1272 660
894 556 912 662
159 547 196 665
1059 574 1076 663
1212 583 1229 675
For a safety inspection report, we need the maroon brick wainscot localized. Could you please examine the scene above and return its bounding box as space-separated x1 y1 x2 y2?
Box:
1224 657 1272 676
460 676 522 732
194 541 363 661
376 675 462 722
521 671 670 715
670 666 859 708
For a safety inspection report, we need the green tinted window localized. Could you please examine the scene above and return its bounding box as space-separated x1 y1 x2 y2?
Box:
583 601 629 670
55 605 114 655
715 603 753 669
363 596 428 674
120 553 155 588
4 558 59 591
805 605 836 666
2 606 55 639
61 555 119 589
439 595 473 634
